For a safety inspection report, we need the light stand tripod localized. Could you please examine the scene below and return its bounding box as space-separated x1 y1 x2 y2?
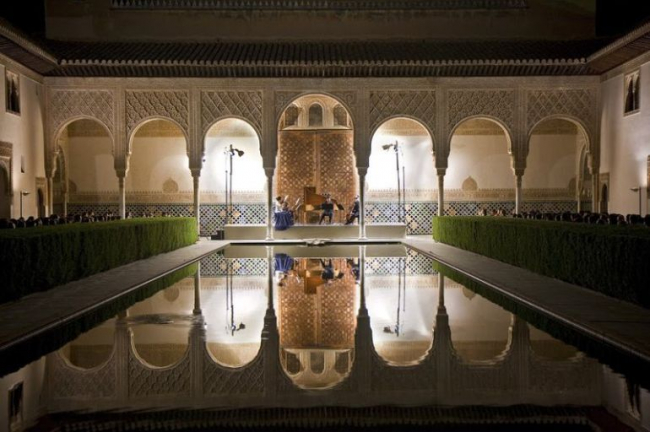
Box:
382 141 406 223
224 144 245 225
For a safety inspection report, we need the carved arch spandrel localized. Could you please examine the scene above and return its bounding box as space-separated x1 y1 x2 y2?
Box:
447 89 516 138
369 91 436 138
47 89 116 175
125 90 191 141
201 91 263 139
525 88 598 144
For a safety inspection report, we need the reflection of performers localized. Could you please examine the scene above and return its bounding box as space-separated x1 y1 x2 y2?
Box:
319 195 335 225
347 258 360 282
345 195 360 225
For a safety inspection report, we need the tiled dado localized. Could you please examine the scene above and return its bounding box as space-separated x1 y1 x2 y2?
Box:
69 200 576 236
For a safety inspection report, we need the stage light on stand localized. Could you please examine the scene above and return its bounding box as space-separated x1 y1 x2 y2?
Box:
224 144 245 226
382 141 405 223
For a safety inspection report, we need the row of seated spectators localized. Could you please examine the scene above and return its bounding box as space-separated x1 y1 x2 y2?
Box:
0 211 173 229
478 208 650 227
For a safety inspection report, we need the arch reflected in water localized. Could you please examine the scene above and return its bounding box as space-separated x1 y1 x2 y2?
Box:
445 277 511 363
59 317 116 370
366 255 436 366
277 256 358 389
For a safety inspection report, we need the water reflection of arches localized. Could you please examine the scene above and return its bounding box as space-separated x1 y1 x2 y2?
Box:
276 94 357 225
445 278 512 363
277 256 358 389
59 318 116 370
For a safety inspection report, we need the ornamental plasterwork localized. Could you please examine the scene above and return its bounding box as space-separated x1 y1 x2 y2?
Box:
203 350 265 395
125 90 190 139
525 89 596 136
49 89 115 137
369 91 436 136
201 91 263 137
447 89 515 134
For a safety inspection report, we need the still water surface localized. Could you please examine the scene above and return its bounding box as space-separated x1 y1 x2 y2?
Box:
2 245 646 431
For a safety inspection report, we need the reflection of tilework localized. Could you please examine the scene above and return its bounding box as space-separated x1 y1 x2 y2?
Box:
68 203 119 216
200 253 267 276
365 249 435 275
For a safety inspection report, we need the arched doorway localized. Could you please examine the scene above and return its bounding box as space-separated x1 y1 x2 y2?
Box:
368 117 435 233
448 118 513 216
0 162 11 219
126 119 190 217
526 118 590 213
201 118 265 234
276 95 357 225
55 118 116 216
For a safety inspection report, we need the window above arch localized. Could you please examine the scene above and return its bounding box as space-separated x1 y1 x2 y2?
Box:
333 104 348 128
308 104 323 127
284 104 300 128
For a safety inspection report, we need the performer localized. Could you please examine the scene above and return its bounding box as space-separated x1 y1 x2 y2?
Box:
345 195 360 225
274 196 284 213
319 194 335 225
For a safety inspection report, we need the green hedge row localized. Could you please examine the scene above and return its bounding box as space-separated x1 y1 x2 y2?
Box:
0 218 198 303
432 216 650 308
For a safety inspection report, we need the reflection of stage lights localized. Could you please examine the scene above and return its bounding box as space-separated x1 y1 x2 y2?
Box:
383 325 400 337
230 322 246 335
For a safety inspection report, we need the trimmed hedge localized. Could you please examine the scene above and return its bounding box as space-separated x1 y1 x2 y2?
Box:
0 217 198 303
432 216 650 308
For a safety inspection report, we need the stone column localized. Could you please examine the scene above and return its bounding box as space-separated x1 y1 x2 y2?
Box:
265 168 274 241
354 245 372 392
437 168 446 216
118 176 126 219
514 169 524 214
192 170 201 235
591 169 599 213
358 167 367 239
46 176 54 215
62 189 68 216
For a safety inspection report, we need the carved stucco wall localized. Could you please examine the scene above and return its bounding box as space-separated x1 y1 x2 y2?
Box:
45 80 600 202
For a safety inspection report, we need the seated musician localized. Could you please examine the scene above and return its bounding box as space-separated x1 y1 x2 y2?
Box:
345 195 360 225
319 194 335 225
274 196 284 213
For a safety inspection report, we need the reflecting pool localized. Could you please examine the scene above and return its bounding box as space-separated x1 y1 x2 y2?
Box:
1 245 647 432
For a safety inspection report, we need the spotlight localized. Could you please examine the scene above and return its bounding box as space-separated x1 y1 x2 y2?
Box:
229 147 245 157
382 143 395 151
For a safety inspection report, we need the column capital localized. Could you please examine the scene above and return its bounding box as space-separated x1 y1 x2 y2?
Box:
264 167 275 178
436 168 446 177
357 166 368 178
191 168 201 179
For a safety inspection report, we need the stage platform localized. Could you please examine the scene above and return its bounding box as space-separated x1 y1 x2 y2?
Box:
223 223 406 240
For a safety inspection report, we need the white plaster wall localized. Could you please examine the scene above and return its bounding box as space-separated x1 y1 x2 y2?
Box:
524 133 579 189
201 137 266 195
601 64 650 216
0 62 46 219
368 133 436 193
0 359 46 432
66 136 117 192
447 135 512 190
126 136 191 192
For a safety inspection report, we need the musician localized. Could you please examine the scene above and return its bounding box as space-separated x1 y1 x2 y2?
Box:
274 196 284 213
345 195 360 225
319 194 335 225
